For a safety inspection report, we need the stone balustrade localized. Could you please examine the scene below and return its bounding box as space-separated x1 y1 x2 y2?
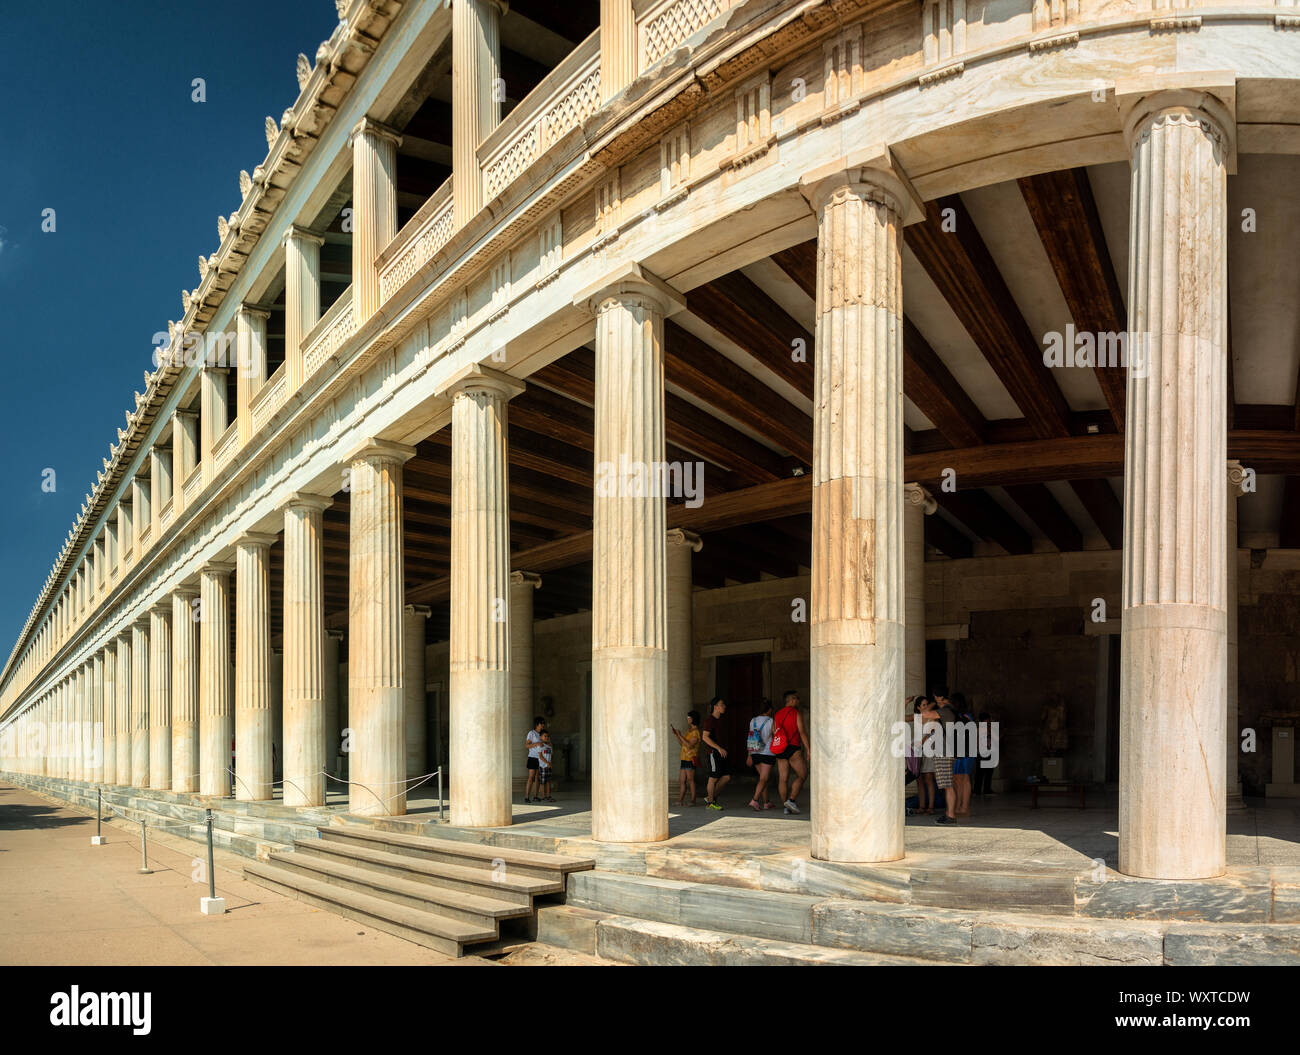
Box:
378 180 454 302
302 287 355 383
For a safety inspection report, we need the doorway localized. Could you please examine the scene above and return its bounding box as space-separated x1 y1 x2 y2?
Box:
714 652 768 763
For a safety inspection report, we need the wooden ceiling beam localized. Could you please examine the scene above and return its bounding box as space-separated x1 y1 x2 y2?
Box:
906 196 1072 440
934 491 1034 556
1003 483 1083 553
1018 168 1127 431
924 515 974 560
1068 479 1124 550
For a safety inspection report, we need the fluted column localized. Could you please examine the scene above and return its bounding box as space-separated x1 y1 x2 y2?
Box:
665 529 701 788
905 484 936 698
283 227 324 390
600 0 636 103
1118 85 1232 880
350 119 402 320
1227 460 1247 812
131 620 150 787
115 636 132 784
69 671 81 781
452 0 503 224
404 605 432 780
235 534 276 801
150 446 173 538
801 151 920 863
235 306 270 446
172 588 200 792
283 495 332 807
199 561 234 798
148 604 171 789
442 366 523 826
348 440 416 816
91 653 104 783
509 572 542 794
200 365 230 487
103 646 117 785
582 265 684 843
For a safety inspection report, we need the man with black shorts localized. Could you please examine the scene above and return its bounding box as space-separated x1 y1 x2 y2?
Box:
701 697 729 810
524 716 546 803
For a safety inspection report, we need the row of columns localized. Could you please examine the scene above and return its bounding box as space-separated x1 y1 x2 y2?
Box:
2 84 1237 882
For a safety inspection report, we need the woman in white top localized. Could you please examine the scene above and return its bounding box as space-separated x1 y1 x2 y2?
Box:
746 700 778 811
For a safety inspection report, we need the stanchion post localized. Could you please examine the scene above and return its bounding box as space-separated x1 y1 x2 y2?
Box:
91 787 106 845
137 820 153 874
200 808 226 915
437 768 444 822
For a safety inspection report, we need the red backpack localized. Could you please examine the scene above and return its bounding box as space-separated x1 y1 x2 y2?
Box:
770 707 796 753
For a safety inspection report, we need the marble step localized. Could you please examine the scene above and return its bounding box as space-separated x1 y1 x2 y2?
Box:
321 823 595 881
535 905 936 966
565 870 1176 965
90 794 293 862
244 860 496 957
264 849 532 929
295 837 563 907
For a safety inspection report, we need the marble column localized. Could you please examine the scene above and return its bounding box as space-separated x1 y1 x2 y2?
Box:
172 409 198 512
1226 460 1247 812
283 495 332 807
665 529 701 788
115 636 132 784
149 604 171 789
404 605 431 780
70 670 82 781
235 534 276 801
800 151 920 863
172 588 200 793
235 306 270 446
200 365 230 486
199 561 234 798
583 265 684 843
150 446 173 537
904 484 936 698
444 366 523 827
325 630 343 778
350 119 402 320
283 227 324 390
600 0 637 103
452 0 503 225
103 645 117 785
509 572 541 795
1118 86 1231 880
91 653 104 783
131 619 150 787
348 440 416 816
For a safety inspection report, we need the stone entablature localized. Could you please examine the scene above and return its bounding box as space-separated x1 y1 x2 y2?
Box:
3 0 1300 719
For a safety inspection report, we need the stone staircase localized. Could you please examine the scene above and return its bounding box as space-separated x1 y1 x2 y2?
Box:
243 824 595 957
537 868 1300 966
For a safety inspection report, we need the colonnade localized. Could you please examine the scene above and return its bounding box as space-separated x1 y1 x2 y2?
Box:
0 83 1239 881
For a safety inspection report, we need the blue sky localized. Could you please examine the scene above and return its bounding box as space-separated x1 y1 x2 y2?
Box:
0 2 339 655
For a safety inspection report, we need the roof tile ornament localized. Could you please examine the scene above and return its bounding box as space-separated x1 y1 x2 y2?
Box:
265 115 279 147
116 428 126 444
198 255 209 280
297 53 312 89
217 215 229 240
240 170 252 197
335 0 348 18
182 289 192 312
281 107 296 135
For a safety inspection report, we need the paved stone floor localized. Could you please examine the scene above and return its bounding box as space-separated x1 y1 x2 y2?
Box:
0 783 600 966
393 783 1300 870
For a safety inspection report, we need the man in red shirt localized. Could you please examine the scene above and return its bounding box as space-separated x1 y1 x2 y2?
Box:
772 690 810 815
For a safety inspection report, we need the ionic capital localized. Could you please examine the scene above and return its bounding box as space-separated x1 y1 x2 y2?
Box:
404 604 433 619
237 303 272 322
200 559 236 578
1116 73 1236 170
666 528 703 552
574 262 686 319
1227 459 1248 499
436 362 526 403
799 144 924 225
326 628 346 642
510 570 542 590
905 482 937 515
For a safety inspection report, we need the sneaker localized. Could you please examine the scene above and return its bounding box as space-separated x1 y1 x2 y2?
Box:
936 815 956 825
749 799 761 812
763 802 777 810
708 802 723 810
783 804 796 815
784 799 800 814
523 797 531 803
